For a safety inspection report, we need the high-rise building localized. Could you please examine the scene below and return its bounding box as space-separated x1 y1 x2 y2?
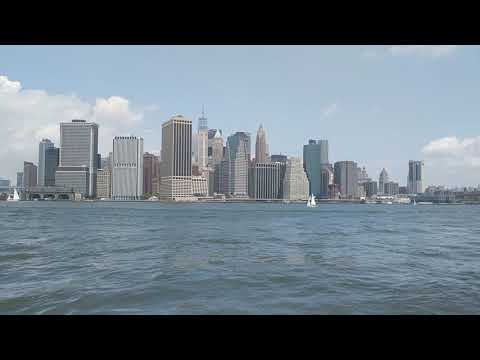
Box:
208 128 222 162
408 160 424 194
192 176 208 197
112 136 144 200
270 154 287 163
44 147 59 186
197 109 208 169
23 161 37 189
58 119 99 197
334 161 359 199
143 152 160 195
319 164 334 199
38 139 54 186
55 166 89 195
225 132 251 197
384 181 399 196
16 172 23 188
283 157 309 201
0 178 11 193
211 130 224 165
255 125 269 164
159 115 194 200
96 169 111 199
253 162 281 200
378 168 389 195
303 139 329 197
364 181 378 197
269 155 287 199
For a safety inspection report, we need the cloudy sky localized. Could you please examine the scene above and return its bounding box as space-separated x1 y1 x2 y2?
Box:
1 45 479 187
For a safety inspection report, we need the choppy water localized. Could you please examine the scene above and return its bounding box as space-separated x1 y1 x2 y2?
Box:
1 201 479 314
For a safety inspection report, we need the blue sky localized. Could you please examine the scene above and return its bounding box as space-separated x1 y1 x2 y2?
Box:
1 45 479 187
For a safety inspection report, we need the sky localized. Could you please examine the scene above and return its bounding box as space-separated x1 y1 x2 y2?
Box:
1 45 480 187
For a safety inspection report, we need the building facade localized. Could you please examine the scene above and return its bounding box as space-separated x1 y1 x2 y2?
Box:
96 168 111 199
303 139 329 197
364 180 378 197
44 147 59 186
16 172 23 188
159 115 194 200
378 168 389 195
283 157 309 201
255 125 269 164
253 162 281 200
58 119 99 198
55 166 89 195
225 132 251 197
143 152 161 195
38 139 54 186
384 181 399 196
192 176 208 197
196 110 208 169
23 161 37 189
408 160 424 194
334 161 359 199
112 136 144 200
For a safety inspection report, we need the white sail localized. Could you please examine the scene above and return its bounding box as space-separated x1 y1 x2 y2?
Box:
310 195 316 206
13 188 20 201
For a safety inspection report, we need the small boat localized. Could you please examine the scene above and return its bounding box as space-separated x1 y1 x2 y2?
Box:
307 194 317 208
7 188 20 202
412 199 416 206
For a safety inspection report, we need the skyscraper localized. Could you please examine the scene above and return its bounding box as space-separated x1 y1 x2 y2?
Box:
226 132 251 197
320 164 334 199
44 147 59 186
159 115 194 200
112 136 144 200
303 139 329 197
255 125 268 163
23 161 38 189
408 160 424 194
334 161 358 199
253 162 281 200
38 139 54 186
96 168 111 199
16 172 23 188
378 168 389 195
197 110 208 169
211 130 224 165
384 181 399 196
143 152 160 195
57 119 99 197
364 181 378 197
283 157 309 201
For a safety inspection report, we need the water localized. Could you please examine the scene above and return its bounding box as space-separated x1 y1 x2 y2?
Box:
1 201 479 314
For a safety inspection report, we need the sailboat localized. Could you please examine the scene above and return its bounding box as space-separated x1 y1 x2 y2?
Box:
7 188 20 202
307 194 317 208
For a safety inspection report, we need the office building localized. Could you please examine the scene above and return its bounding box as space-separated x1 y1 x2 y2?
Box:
38 139 54 186
378 168 389 195
96 169 111 199
112 136 144 200
269 155 287 199
55 166 89 195
23 161 37 189
303 139 329 197
208 128 222 163
192 176 208 197
253 162 281 200
399 186 408 195
270 154 287 163
364 180 378 197
225 132 251 197
0 178 10 193
384 181 399 196
328 183 340 199
283 157 309 201
143 152 160 195
334 161 358 199
196 110 208 169
255 125 269 163
16 172 23 188
58 119 99 197
159 115 194 200
408 160 424 194
44 147 59 186
320 164 334 199
211 130 224 166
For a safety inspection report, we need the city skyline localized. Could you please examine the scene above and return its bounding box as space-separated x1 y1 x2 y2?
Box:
1 46 480 186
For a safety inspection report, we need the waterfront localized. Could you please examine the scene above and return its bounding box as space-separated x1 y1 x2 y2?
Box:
1 202 479 314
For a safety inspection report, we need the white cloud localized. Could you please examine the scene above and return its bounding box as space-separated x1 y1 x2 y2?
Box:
322 103 338 117
388 45 459 58
422 136 480 186
0 74 145 182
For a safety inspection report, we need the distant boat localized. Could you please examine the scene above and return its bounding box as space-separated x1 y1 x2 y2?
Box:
307 194 317 208
7 188 20 202
412 199 416 206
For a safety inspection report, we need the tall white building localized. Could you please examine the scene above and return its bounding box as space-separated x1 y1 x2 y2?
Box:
408 160 424 194
38 139 54 186
226 132 250 197
255 124 268 164
283 157 309 201
159 115 194 201
197 110 208 169
378 168 389 195
112 136 144 200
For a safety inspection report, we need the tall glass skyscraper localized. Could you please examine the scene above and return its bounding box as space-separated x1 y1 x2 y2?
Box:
226 132 251 197
38 139 54 186
303 139 329 197
112 136 144 200
334 161 358 199
408 160 424 194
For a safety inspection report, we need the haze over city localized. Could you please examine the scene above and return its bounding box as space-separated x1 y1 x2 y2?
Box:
1 45 479 187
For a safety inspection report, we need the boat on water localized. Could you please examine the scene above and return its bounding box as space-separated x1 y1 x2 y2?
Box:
307 194 317 208
7 188 20 202
417 201 433 205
